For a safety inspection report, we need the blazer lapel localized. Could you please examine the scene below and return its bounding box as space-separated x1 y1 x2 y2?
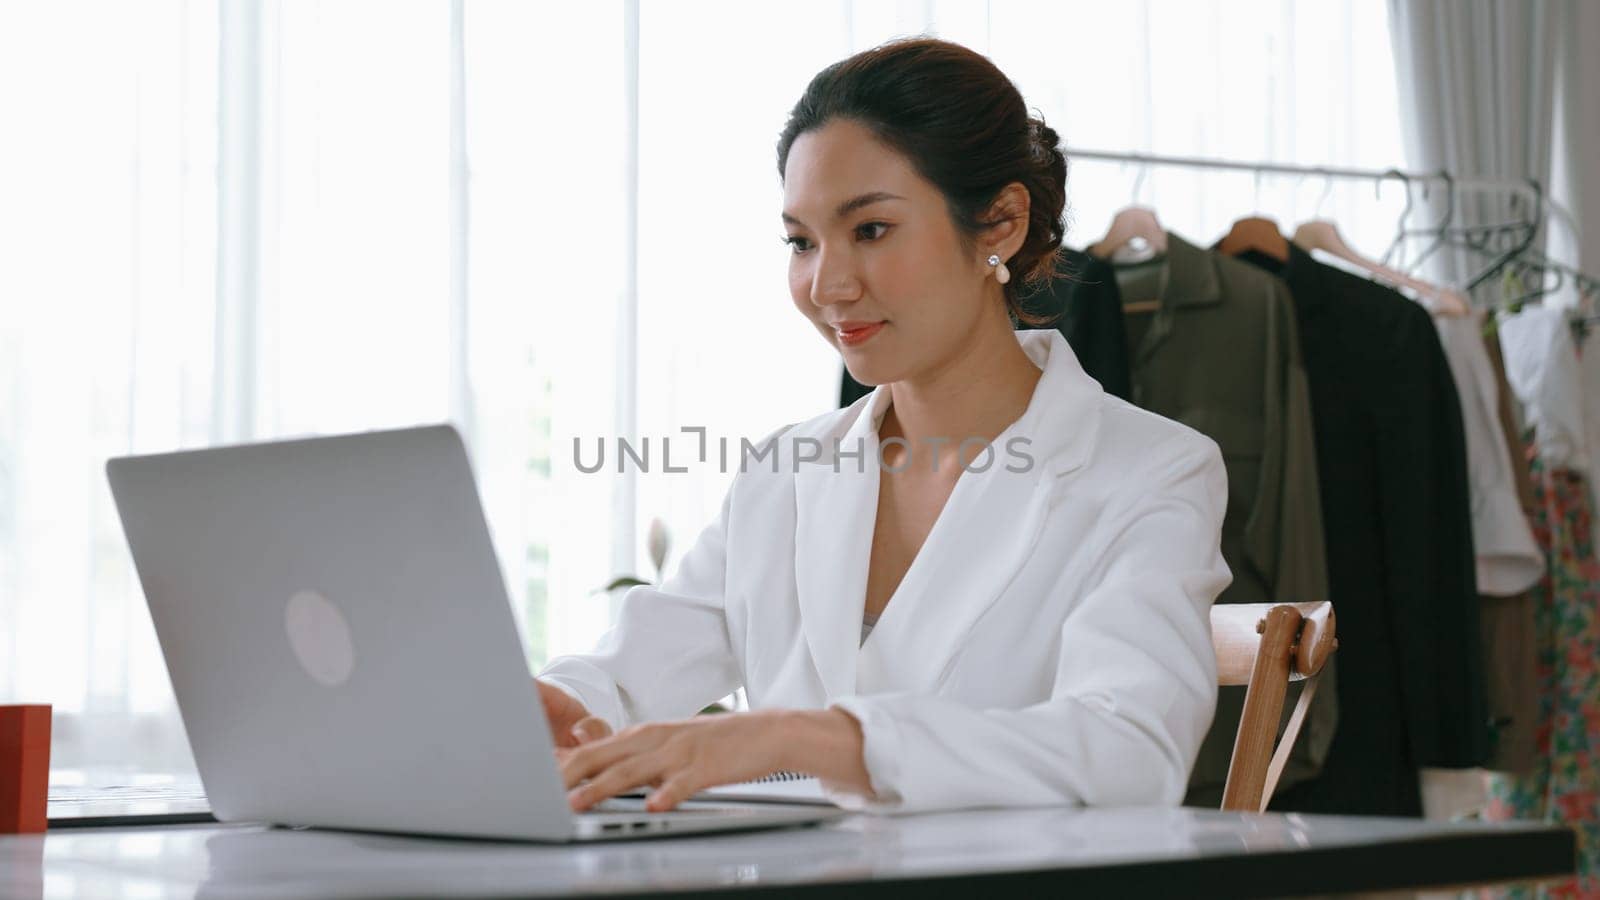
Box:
854 453 1058 694
792 387 888 701
855 331 1102 693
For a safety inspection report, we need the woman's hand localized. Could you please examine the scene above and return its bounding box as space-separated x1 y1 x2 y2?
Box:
560 707 874 812
536 679 614 749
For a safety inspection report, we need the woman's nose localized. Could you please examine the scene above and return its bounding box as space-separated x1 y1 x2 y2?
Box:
810 248 861 307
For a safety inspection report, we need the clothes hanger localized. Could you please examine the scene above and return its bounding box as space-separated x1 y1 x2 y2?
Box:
1430 180 1573 319
1296 219 1471 316
1212 168 1290 261
1486 246 1600 314
1091 163 1167 314
1377 171 1418 269
1454 179 1544 292
1390 170 1454 275
1097 207 1166 314
1293 171 1469 316
1091 163 1169 260
1218 216 1289 262
1092 207 1168 262
1495 267 1543 316
1505 258 1563 307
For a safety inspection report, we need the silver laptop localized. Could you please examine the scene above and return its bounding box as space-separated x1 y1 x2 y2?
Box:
106 424 839 841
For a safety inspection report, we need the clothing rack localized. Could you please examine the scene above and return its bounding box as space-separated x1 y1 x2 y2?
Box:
1065 146 1596 307
1064 147 1545 211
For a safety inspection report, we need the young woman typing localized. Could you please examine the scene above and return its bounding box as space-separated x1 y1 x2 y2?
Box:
537 37 1231 815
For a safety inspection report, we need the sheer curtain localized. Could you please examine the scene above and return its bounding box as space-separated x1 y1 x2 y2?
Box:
0 0 1407 779
0 1 220 774
1387 0 1570 303
0 0 629 776
995 0 1406 249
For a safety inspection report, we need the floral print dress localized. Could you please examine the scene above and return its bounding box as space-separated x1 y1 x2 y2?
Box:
1484 452 1600 898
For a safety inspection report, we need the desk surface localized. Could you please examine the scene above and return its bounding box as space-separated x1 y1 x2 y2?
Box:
0 806 1574 899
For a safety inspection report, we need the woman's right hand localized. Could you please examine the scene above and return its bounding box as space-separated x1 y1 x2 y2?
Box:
536 679 614 749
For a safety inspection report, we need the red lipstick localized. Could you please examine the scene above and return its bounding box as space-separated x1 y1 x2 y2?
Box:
834 321 885 347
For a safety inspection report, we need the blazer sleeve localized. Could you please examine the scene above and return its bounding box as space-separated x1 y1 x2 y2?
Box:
824 432 1231 813
537 486 743 734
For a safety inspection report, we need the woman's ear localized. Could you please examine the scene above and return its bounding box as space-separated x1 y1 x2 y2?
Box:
983 182 1032 261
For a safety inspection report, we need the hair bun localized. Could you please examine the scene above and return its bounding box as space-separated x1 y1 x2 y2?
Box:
1028 117 1063 166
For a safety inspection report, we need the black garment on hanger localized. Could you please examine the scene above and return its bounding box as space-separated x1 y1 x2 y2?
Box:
838 249 1132 406
1235 242 1489 817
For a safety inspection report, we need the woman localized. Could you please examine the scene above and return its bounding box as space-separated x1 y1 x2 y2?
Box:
537 37 1231 814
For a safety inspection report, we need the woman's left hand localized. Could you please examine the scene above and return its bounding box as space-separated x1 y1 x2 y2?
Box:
560 709 800 812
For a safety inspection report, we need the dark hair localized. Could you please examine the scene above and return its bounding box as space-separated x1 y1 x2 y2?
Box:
776 37 1069 325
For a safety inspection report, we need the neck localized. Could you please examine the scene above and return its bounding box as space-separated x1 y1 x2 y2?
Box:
881 307 1042 469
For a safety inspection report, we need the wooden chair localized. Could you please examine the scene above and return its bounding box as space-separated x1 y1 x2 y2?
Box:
1211 601 1338 813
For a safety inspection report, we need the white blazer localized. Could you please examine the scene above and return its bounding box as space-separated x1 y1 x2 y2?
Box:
540 329 1232 813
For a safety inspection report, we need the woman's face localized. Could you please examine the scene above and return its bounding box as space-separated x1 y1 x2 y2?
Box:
781 118 1007 388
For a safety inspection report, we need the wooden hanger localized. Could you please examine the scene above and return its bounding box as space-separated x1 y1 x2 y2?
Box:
1218 216 1288 262
1093 206 1167 314
1293 219 1469 316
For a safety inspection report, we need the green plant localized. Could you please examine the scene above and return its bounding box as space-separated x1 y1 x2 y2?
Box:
593 516 671 595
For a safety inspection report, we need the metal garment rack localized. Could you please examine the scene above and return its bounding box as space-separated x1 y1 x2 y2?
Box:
1063 146 1545 210
1064 147 1595 302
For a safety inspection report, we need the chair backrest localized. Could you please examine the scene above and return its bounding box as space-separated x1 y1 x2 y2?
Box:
1210 601 1337 813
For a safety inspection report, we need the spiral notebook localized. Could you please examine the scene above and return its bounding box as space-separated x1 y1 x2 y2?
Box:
620 771 833 807
695 771 832 806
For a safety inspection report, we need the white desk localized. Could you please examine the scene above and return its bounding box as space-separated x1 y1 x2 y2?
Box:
0 806 1574 898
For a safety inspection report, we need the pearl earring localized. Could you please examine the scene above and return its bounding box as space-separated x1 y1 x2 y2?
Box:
987 253 1011 285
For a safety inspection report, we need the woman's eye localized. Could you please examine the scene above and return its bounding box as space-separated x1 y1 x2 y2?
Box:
782 224 886 255
856 221 890 241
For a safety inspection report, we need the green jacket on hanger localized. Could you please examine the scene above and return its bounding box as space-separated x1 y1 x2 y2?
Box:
1107 231 1334 804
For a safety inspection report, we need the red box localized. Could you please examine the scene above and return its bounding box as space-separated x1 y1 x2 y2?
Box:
0 705 51 833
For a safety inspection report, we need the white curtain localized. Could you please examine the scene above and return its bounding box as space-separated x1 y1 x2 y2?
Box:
1386 0 1583 302
0 0 631 776
1 1 221 775
0 0 1408 779
1552 0 1600 284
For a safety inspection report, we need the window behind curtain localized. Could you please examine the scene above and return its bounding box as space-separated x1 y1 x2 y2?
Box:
0 0 628 776
0 0 219 774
